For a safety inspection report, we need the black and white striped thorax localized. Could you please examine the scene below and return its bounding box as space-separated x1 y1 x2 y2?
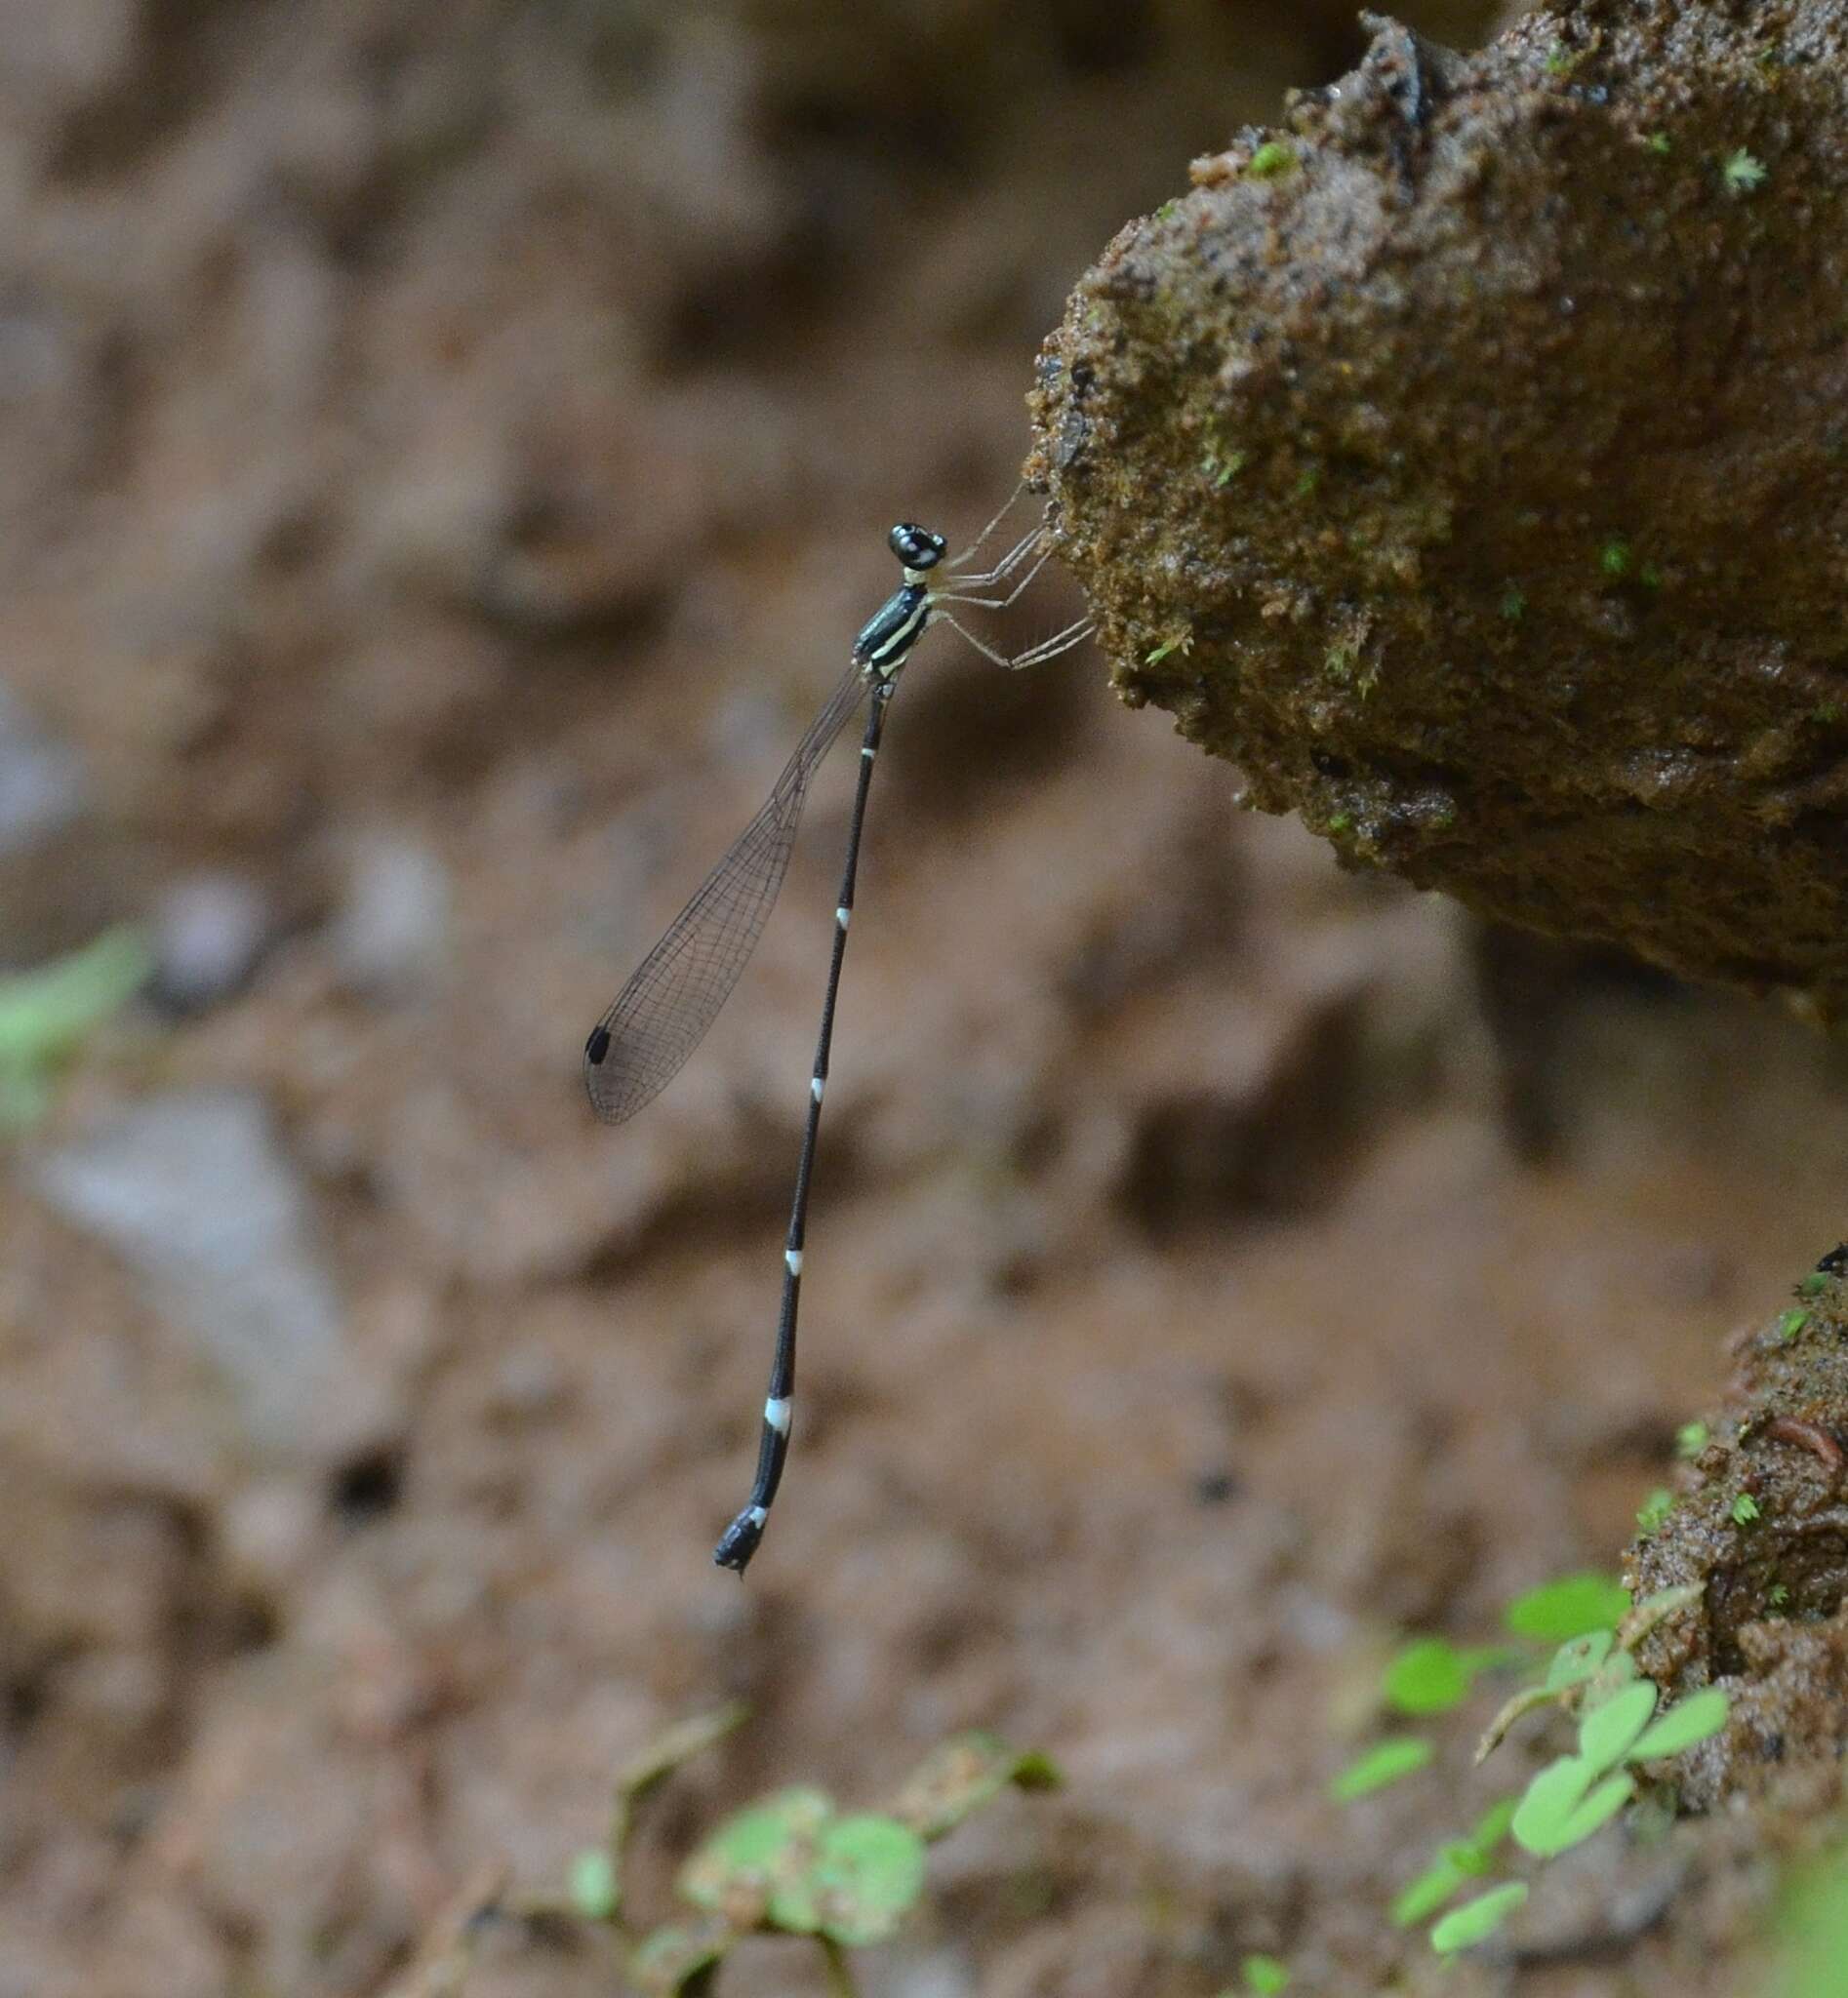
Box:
853 580 930 673
852 522 946 675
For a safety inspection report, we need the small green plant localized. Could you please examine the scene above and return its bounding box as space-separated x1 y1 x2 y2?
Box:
1476 1584 1699 1759
1504 1572 1630 1643
1431 1882 1529 1955
1733 1493 1762 1526
1797 1271 1830 1298
1635 1488 1673 1533
1145 632 1193 666
1382 1637 1511 1717
436 1707 1060 1996
1203 445 1248 488
1776 1307 1810 1341
1645 132 1672 155
1509 1680 1729 1858
0 927 151 1129
568 1845 622 1920
1391 1797 1518 1926
1598 538 1632 579
654 1729 1057 1989
1676 1419 1710 1460
1247 140 1297 179
1499 585 1526 622
1723 147 1767 192
1354 1578 1727 1960
1293 467 1320 499
1239 1953 1292 1993
1778 1844 1848 1997
1331 1735 1433 1800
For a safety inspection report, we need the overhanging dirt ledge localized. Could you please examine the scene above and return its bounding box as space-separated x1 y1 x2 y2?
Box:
1026 0 1848 1019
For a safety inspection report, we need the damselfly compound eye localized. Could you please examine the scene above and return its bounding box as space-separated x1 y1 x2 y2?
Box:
888 522 946 570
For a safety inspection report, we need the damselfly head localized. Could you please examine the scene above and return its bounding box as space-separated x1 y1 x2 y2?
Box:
888 523 945 571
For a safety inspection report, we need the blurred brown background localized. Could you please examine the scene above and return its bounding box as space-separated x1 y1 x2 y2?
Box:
3 3 1846 1993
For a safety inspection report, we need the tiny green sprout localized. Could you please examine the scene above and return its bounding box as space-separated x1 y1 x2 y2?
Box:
1392 1856 1466 1930
1207 447 1249 488
1471 1795 1519 1849
1480 1595 1704 1770
1241 1953 1292 1994
569 1847 621 1922
0 926 153 1130
1598 538 1631 579
1157 199 1182 221
1331 1735 1433 1801
617 1717 1061 1991
1383 1638 1507 1717
1723 148 1767 192
1500 585 1526 622
1588 1648 1640 1698
1770 1581 1791 1608
1636 1488 1673 1533
1579 1681 1658 1775
1145 638 1182 665
1506 1682 1727 1862
1544 42 1575 75
1800 1273 1833 1299
1774 1842 1848 1997
1638 560 1663 590
1505 1573 1629 1643
680 1785 833 1922
1732 1493 1761 1526
1627 1686 1728 1760
1325 643 1356 683
1327 811 1352 834
1391 1798 1516 1926
1293 467 1320 499
1430 1882 1528 1955
1675 1420 1710 1460
796 1816 928 1946
1247 140 1297 179
1512 1756 1634 1857
1777 1307 1811 1341
1646 132 1672 155
1547 1628 1614 1693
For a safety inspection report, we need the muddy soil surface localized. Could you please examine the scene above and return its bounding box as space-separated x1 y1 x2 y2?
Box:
1 5 1843 1994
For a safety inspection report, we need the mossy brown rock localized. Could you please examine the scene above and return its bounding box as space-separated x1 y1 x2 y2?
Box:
1027 1 1848 1018
1627 1251 1848 1814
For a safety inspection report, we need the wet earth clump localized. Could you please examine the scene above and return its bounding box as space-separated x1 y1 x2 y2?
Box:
1629 1245 1848 1816
1028 0 1848 1019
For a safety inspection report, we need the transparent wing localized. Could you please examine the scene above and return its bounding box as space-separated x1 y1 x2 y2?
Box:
584 660 871 1124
